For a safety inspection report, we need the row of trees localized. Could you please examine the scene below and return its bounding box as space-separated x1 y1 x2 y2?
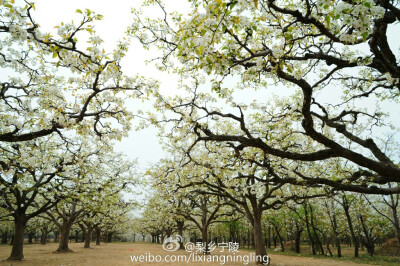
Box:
0 0 143 260
0 193 133 248
139 185 396 258
137 146 399 260
0 129 137 260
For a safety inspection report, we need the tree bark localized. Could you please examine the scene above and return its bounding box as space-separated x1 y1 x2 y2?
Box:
294 222 302 254
40 226 48 245
57 222 73 252
388 193 400 244
28 232 34 244
309 204 324 255
10 234 14 246
267 226 271 249
304 203 316 255
342 197 359 257
359 215 375 257
336 236 342 257
7 217 26 261
201 226 209 254
329 203 341 257
83 225 93 248
253 215 268 265
271 221 285 252
177 220 185 249
95 227 101 245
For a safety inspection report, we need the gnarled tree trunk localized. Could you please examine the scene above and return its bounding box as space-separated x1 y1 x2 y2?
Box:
294 221 302 254
28 232 34 244
8 216 27 261
57 222 73 252
176 220 185 249
253 213 268 265
95 226 101 245
40 226 48 245
80 223 93 248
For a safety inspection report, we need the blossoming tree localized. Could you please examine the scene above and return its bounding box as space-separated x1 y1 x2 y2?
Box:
131 0 400 194
1 0 153 143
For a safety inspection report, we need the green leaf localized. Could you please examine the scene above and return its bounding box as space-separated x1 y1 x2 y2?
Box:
364 2 371 8
362 32 368 41
76 9 83 14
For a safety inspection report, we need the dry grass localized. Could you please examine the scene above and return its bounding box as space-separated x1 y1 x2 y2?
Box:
0 242 373 266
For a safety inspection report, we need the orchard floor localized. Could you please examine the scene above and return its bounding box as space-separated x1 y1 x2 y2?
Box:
0 242 381 266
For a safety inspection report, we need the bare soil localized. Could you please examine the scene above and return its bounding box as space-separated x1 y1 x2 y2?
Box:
0 242 373 266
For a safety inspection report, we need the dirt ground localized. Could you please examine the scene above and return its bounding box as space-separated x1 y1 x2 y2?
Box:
0 242 373 266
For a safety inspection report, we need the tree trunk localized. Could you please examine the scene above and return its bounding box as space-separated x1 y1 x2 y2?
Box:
57 222 73 252
28 232 34 244
83 225 93 248
1 231 7 244
177 220 185 249
271 221 285 252
336 237 342 257
95 227 101 245
10 234 14 246
294 223 302 254
304 203 316 255
389 194 400 244
253 215 268 264
54 231 59 243
342 199 359 257
248 226 251 249
326 240 333 257
309 204 324 255
331 204 341 257
107 232 113 243
72 230 77 243
8 217 26 261
201 226 209 254
40 226 48 245
359 215 375 257
395 224 400 246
